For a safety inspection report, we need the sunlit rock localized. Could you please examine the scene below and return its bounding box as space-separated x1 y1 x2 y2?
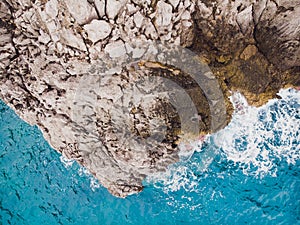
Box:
84 19 112 43
64 0 97 25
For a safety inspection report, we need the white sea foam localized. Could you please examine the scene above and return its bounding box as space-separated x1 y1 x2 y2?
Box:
146 134 212 192
60 156 101 191
59 155 75 168
177 134 209 160
146 88 300 193
78 167 102 191
89 176 102 191
215 88 300 177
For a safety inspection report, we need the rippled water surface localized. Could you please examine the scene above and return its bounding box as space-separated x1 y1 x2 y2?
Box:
0 89 299 225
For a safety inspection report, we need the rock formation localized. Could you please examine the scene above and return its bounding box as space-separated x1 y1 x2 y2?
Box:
192 0 300 105
0 0 299 197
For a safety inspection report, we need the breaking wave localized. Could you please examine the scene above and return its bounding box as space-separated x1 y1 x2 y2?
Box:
215 88 299 176
145 88 300 193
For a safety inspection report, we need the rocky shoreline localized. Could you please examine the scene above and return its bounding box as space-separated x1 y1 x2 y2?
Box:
0 0 299 197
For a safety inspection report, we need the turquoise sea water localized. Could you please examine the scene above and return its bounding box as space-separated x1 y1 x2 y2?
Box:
0 89 299 225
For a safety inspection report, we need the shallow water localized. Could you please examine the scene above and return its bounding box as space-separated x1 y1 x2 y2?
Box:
0 89 299 225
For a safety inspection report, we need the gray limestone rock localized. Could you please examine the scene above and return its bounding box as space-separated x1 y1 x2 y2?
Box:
83 19 112 43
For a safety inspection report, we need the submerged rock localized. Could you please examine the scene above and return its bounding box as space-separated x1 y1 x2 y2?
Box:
0 0 299 197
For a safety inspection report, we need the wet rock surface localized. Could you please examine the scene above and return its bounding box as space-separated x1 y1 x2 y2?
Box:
0 0 299 197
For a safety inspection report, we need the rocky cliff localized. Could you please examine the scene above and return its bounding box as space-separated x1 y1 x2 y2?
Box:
0 0 299 197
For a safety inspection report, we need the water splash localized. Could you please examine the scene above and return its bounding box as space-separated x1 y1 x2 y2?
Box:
59 155 75 168
60 155 101 191
146 88 300 193
215 88 300 177
78 167 102 191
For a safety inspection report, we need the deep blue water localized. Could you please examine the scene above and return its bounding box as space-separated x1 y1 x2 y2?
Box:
0 89 299 225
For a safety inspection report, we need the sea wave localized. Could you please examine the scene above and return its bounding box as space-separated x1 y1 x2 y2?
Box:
146 88 300 193
215 88 299 177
